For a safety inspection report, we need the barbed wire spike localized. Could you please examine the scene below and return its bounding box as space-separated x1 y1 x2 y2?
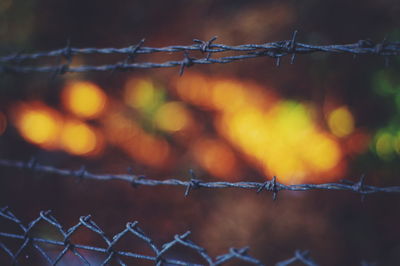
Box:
275 56 281 67
75 165 87 182
125 38 145 63
289 30 298 64
271 176 279 200
26 157 38 171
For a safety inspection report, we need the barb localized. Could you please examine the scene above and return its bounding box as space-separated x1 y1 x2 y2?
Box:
1 159 400 199
0 207 318 265
1 33 399 74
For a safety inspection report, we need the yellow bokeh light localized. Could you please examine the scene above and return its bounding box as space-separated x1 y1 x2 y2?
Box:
0 112 7 135
124 78 162 112
301 133 341 171
60 120 98 155
174 73 344 184
375 132 394 159
62 81 107 119
15 104 61 148
154 102 190 132
328 106 354 138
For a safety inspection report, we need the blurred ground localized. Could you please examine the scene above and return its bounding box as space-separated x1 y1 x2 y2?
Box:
1 0 400 265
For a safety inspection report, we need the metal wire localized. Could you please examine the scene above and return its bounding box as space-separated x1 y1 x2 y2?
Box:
1 32 399 75
1 158 400 200
0 207 320 266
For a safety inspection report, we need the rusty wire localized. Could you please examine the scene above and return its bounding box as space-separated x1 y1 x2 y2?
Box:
0 32 399 75
1 158 400 200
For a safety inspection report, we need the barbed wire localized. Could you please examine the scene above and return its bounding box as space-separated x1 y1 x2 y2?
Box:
1 207 378 266
1 32 399 75
1 158 400 200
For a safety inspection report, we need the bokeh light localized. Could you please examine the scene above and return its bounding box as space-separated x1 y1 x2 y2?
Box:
124 78 165 114
12 102 103 156
174 73 344 184
102 108 171 168
174 73 213 109
62 81 107 119
13 103 62 149
219 101 342 183
192 138 240 180
0 112 7 136
60 120 101 156
375 131 396 160
154 101 191 132
328 106 355 138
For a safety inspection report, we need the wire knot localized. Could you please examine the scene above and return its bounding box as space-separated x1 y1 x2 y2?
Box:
179 51 194 76
112 39 146 73
185 178 202 197
54 39 73 76
193 36 217 59
125 38 145 63
127 167 146 188
257 176 279 200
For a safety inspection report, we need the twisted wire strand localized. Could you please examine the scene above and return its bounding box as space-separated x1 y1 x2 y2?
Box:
1 159 400 199
0 207 318 266
1 33 399 74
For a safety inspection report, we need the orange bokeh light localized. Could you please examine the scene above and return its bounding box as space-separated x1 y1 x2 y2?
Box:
62 81 107 119
173 73 214 109
192 138 240 180
101 107 171 168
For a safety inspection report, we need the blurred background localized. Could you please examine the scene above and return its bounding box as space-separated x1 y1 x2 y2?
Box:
0 0 400 265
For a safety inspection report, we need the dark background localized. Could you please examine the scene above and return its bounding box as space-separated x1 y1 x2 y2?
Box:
1 0 400 265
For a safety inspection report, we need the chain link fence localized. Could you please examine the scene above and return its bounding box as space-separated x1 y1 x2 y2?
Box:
2 206 377 266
